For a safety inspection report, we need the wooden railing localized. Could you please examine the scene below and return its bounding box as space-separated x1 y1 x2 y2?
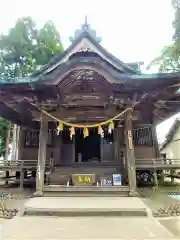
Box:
0 159 50 170
135 158 180 170
0 158 180 171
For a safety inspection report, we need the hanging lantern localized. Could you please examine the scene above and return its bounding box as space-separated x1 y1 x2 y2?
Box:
98 126 103 136
57 122 63 135
70 127 75 139
83 127 89 138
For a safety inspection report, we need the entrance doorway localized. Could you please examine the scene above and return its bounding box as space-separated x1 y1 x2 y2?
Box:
75 128 101 162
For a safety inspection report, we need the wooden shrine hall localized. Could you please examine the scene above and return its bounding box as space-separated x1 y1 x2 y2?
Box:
1 20 180 196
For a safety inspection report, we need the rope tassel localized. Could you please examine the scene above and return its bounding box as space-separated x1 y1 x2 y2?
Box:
83 127 89 138
108 121 114 130
98 126 103 136
57 122 63 134
70 127 75 139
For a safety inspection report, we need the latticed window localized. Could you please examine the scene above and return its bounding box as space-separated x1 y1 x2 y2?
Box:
24 129 53 147
132 127 153 146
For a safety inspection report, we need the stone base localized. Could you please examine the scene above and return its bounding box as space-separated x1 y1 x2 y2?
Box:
33 191 44 197
128 190 139 197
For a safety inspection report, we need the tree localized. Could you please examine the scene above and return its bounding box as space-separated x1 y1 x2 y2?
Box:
0 17 63 80
0 118 11 158
148 0 180 72
0 17 64 157
147 42 180 72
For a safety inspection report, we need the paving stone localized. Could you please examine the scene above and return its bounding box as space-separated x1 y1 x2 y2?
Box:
1 216 177 239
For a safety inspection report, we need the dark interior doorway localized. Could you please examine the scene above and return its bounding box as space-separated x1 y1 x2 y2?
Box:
75 128 101 162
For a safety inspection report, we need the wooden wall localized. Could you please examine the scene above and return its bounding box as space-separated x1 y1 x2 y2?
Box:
19 127 154 164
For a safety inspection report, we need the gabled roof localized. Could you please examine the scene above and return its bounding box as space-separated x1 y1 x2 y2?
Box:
160 118 180 150
31 21 139 78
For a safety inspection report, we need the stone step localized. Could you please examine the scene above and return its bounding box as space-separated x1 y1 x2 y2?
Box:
24 207 148 217
43 192 129 197
23 196 150 217
2 216 176 239
43 186 130 197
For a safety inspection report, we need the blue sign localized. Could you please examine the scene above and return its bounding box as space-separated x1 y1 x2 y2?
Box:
113 174 122 186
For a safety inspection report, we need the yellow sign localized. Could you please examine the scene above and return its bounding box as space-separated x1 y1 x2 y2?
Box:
77 175 91 184
72 174 95 185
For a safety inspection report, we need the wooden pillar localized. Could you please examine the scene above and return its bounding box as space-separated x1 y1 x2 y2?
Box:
53 133 62 166
17 127 24 160
4 123 11 161
15 126 20 160
114 124 124 172
124 109 137 196
11 124 17 161
18 128 24 190
114 126 118 162
20 161 24 190
72 136 75 163
151 120 161 185
151 123 160 159
34 114 48 196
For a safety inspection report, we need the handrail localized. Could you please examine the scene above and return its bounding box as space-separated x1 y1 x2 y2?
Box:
135 158 180 169
0 159 50 169
0 158 180 170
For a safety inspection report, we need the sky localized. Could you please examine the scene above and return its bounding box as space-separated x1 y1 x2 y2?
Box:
0 0 178 143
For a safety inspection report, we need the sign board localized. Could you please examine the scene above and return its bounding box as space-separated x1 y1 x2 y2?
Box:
72 174 95 186
100 177 112 186
112 174 122 186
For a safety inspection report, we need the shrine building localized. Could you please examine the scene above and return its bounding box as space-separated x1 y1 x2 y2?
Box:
1 20 180 196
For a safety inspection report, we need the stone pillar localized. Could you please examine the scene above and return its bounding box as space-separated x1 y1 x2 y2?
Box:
34 114 48 196
124 109 137 196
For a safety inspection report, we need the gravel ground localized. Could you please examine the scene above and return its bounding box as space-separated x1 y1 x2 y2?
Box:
139 186 180 217
0 187 32 219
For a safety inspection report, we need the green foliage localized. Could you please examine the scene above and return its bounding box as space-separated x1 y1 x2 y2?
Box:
148 1 180 72
0 118 11 158
0 17 64 80
173 9 180 41
35 21 63 65
0 17 64 157
147 42 180 72
172 0 180 9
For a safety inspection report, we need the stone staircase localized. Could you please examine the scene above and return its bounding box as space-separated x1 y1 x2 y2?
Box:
48 165 119 185
45 165 128 196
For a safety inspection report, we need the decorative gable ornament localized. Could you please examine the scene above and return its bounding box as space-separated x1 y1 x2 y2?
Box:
79 46 93 52
69 16 102 44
